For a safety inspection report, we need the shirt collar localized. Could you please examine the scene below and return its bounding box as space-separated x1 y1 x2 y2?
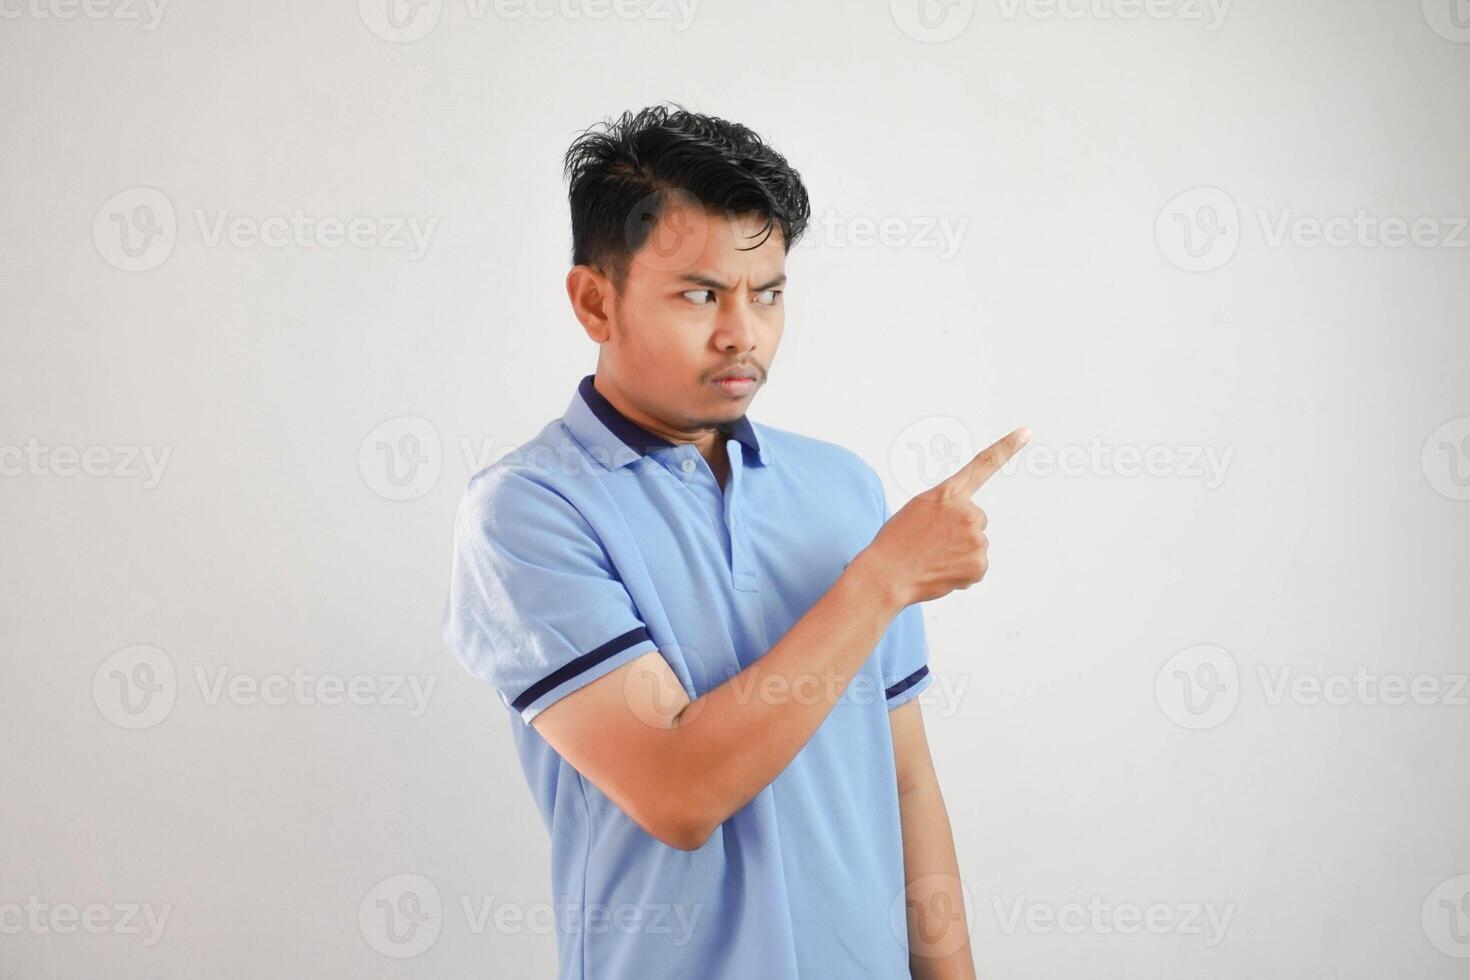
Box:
562 373 771 471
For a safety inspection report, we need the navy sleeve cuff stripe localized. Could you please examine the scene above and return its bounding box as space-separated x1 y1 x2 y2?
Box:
884 665 929 700
511 626 653 712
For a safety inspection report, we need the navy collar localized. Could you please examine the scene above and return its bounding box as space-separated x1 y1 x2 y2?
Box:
564 373 770 470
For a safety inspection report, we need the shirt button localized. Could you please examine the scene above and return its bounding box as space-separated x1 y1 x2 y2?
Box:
680 458 696 473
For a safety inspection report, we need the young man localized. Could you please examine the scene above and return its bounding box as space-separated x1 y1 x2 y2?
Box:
442 103 1027 979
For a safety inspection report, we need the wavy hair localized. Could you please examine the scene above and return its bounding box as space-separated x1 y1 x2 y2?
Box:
562 101 811 291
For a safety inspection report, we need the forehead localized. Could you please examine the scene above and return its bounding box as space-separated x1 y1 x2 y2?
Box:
627 195 786 285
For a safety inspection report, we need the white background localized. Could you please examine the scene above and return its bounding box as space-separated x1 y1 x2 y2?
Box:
2 0 1468 976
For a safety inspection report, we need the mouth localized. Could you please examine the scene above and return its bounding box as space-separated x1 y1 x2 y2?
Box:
710 375 758 396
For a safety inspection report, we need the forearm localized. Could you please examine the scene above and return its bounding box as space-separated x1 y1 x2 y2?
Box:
667 552 906 840
900 774 976 980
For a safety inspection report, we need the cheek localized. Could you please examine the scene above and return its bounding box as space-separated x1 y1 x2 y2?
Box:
618 302 677 356
765 317 784 352
636 317 705 367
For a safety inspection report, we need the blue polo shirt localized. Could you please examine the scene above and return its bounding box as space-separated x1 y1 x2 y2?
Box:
442 373 935 979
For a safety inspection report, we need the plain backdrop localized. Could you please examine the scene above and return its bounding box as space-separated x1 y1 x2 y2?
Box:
2 0 1468 977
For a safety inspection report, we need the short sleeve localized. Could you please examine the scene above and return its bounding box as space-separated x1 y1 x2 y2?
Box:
441 469 659 725
867 467 935 711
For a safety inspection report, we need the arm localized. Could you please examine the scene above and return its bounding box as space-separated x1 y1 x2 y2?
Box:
532 551 907 850
532 427 1030 851
891 698 977 980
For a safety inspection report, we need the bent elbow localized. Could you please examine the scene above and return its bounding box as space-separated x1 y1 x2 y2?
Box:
662 817 713 852
642 799 714 852
657 825 711 852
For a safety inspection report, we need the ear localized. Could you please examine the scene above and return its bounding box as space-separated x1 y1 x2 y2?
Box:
566 265 616 343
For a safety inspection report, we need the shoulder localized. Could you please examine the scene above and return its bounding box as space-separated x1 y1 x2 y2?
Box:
453 421 595 537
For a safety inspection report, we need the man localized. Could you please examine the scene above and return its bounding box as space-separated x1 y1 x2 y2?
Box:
442 102 1028 979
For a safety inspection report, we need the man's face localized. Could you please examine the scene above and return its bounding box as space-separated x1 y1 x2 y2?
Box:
598 196 786 433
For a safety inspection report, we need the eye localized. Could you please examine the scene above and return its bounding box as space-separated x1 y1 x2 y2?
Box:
682 289 715 306
755 289 782 306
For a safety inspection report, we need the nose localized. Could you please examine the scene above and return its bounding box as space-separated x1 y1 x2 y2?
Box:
713 298 759 354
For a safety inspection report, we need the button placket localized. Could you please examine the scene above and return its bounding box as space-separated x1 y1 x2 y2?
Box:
723 446 760 593
668 448 733 563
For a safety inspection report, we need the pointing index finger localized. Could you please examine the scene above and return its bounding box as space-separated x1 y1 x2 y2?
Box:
945 426 1031 496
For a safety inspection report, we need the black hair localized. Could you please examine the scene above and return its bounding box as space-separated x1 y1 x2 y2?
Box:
562 101 811 292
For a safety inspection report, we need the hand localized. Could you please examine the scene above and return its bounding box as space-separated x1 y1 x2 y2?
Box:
858 427 1031 607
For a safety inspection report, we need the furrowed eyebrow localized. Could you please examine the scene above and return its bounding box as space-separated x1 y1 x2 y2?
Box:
677 272 787 291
